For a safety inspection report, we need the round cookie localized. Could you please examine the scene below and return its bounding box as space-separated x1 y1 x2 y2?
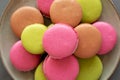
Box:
74 23 102 58
77 0 102 23
50 0 82 27
37 0 54 17
93 22 117 55
21 24 47 54
77 56 103 80
43 55 79 80
10 41 40 71
35 62 46 80
10 6 44 38
43 23 78 59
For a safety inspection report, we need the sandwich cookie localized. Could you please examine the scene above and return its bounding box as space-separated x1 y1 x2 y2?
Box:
43 23 78 59
43 55 79 80
74 23 102 58
10 6 44 38
10 41 40 71
93 21 117 55
50 0 82 27
21 24 47 54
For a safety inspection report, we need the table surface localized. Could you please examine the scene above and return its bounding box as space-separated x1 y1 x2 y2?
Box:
0 0 120 80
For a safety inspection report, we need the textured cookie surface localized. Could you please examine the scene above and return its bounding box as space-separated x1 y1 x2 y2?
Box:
10 6 44 37
43 55 79 80
50 0 82 27
37 0 54 17
43 23 78 59
35 62 46 80
10 41 40 71
74 24 102 58
77 0 102 23
77 56 103 80
93 22 117 55
21 24 47 54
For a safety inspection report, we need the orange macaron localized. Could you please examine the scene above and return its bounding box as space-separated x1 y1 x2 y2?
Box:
10 6 44 38
74 23 102 58
50 0 82 27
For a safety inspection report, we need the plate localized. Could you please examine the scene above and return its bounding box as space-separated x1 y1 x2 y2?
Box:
0 0 120 80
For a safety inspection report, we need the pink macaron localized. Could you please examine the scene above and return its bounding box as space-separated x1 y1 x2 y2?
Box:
10 41 40 71
43 55 79 80
93 21 117 55
43 23 78 59
37 0 54 17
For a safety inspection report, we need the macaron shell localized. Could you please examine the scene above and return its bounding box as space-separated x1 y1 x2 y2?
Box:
77 56 103 80
10 41 40 71
43 55 79 80
35 62 46 80
50 0 82 27
74 24 102 58
43 23 78 59
21 24 47 54
93 22 117 55
37 0 54 17
10 6 44 37
77 0 102 23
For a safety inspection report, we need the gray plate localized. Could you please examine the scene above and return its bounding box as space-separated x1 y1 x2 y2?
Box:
0 0 120 80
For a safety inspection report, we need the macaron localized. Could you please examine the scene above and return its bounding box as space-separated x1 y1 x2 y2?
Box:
37 0 54 17
43 55 79 80
77 56 103 80
76 0 102 23
21 24 47 54
50 0 82 27
74 23 102 58
93 22 117 55
35 62 46 80
10 6 44 38
10 41 40 71
43 23 78 59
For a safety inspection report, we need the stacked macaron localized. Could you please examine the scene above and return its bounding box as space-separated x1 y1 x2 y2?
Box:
9 0 117 80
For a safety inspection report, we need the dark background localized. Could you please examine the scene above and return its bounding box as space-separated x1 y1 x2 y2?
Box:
0 0 120 80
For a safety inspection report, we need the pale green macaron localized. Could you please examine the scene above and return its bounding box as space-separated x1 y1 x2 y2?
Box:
77 0 102 23
35 62 46 80
21 24 47 54
77 56 103 80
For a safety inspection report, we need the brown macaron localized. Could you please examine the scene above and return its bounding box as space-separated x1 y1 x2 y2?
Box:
50 0 82 27
10 6 44 38
74 24 102 58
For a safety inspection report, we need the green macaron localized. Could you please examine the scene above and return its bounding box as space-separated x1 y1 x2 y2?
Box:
21 24 47 54
35 62 46 80
77 56 103 80
77 0 102 23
